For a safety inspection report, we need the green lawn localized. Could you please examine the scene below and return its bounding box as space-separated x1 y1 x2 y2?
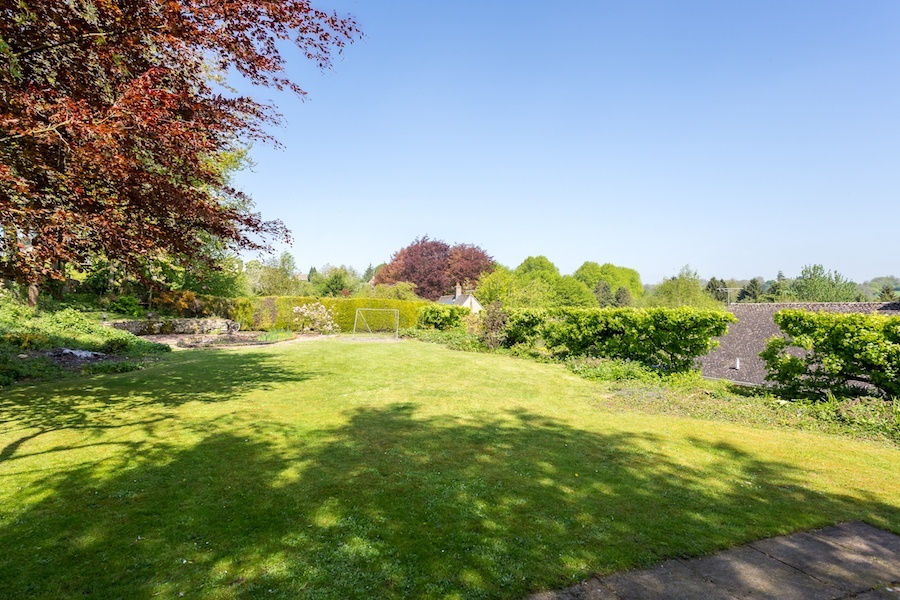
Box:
1 339 898 599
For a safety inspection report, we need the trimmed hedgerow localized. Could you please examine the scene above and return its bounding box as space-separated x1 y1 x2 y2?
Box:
416 304 470 330
147 293 430 332
761 309 900 400
230 297 429 332
503 307 736 372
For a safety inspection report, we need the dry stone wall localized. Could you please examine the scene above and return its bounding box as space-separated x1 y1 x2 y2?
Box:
109 318 240 336
700 302 900 385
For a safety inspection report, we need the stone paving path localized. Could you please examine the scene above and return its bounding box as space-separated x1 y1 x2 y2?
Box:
528 522 900 599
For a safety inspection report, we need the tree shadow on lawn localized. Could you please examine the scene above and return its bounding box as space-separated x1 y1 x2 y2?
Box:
0 350 320 463
0 404 896 599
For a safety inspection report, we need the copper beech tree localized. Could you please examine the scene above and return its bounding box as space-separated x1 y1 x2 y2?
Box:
0 0 360 298
374 236 494 301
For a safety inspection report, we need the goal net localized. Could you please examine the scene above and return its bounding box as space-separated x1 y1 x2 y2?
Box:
352 308 400 339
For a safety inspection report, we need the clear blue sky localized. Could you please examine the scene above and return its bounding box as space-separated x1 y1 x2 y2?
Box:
231 0 900 284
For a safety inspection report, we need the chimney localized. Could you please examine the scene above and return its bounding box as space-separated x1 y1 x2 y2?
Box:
455 283 462 298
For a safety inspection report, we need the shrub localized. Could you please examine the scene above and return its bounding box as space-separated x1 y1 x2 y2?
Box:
100 338 130 354
19 307 170 356
292 302 339 334
2 332 50 350
761 310 900 400
0 298 168 386
417 304 470 330
0 349 61 387
566 356 661 383
480 302 508 349
400 328 486 352
152 290 202 316
109 294 144 316
257 329 295 343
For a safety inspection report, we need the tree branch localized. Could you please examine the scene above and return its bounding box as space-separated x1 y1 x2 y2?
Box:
0 119 73 143
14 25 165 59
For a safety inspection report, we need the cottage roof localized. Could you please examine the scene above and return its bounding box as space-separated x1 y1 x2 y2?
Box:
438 294 476 306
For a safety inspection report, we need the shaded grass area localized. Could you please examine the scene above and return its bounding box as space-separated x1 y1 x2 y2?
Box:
1 341 898 599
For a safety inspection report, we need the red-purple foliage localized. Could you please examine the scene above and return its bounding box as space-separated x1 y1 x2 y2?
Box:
447 244 494 288
0 0 361 284
375 236 494 300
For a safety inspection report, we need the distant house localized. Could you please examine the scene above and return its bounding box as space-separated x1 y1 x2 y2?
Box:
438 283 483 314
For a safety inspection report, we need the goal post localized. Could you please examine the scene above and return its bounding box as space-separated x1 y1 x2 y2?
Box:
352 308 400 339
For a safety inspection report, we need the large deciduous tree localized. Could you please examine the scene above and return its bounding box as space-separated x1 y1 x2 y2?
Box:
374 236 494 300
0 0 360 291
790 264 859 302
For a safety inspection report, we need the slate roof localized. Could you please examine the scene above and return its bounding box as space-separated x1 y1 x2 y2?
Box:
699 302 900 386
437 293 478 307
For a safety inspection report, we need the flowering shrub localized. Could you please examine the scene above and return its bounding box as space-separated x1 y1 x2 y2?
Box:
292 302 339 334
152 290 203 316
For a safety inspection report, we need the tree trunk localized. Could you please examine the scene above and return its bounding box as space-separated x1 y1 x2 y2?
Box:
27 283 39 306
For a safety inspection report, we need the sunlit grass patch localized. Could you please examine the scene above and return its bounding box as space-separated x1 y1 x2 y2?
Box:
0 340 898 598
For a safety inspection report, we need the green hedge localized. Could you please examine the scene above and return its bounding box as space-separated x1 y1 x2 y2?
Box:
416 304 470 330
761 309 900 400
504 307 736 372
230 297 429 332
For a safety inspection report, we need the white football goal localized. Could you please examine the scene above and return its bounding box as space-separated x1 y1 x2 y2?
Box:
352 308 400 339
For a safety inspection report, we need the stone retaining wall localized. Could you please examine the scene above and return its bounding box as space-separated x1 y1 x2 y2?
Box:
109 318 240 336
700 302 900 386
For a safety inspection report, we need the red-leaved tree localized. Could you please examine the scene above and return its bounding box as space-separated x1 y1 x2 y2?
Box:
447 244 494 288
0 0 360 295
374 236 494 300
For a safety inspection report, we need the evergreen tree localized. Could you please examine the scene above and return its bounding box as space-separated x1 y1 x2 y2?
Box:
594 280 614 307
614 286 633 307
705 277 728 302
362 264 376 282
879 284 897 301
738 278 763 302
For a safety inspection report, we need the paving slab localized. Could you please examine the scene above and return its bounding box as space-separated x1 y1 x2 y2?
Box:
809 521 900 558
687 543 845 599
526 521 900 600
603 558 738 600
749 530 896 593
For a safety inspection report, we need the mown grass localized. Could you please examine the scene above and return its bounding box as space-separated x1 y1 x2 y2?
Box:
0 339 898 599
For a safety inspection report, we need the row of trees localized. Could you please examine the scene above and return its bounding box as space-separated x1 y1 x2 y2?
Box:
477 258 644 310
7 223 895 312
243 253 418 300
714 266 897 304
